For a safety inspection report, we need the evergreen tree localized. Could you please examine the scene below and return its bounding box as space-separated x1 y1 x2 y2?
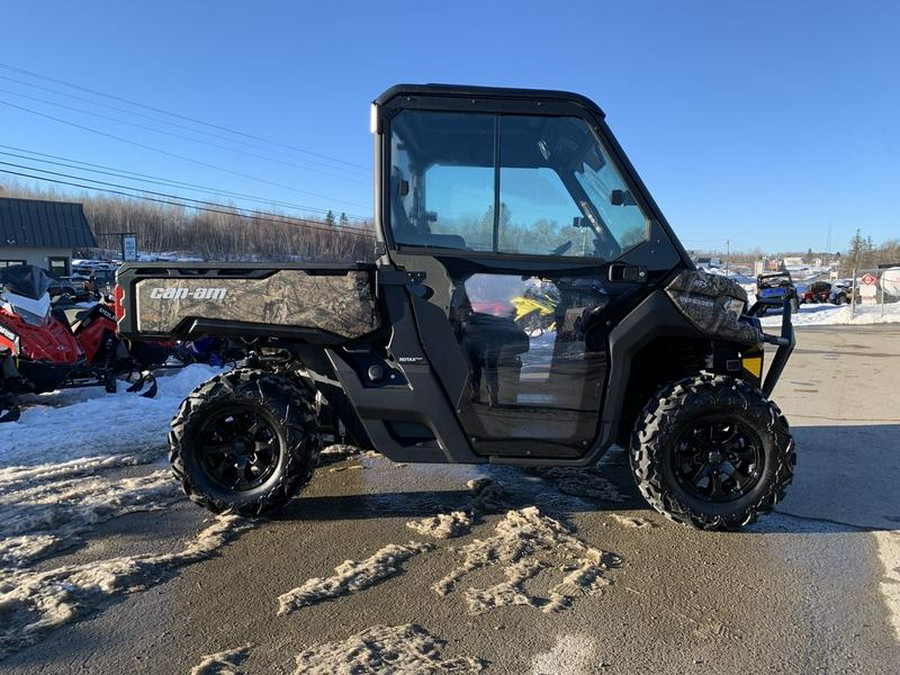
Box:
325 210 335 226
339 212 349 227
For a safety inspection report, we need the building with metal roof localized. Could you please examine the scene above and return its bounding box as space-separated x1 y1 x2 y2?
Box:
0 197 96 276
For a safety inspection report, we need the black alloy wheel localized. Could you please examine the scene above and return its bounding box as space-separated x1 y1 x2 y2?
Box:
169 369 321 516
631 374 795 530
671 418 764 504
196 405 281 492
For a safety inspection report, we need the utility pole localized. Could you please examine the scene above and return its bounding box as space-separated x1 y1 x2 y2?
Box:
725 239 730 275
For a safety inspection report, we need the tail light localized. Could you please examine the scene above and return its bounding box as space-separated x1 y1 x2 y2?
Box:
113 284 125 323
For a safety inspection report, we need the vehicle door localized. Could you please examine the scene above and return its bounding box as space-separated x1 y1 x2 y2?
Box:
378 92 684 459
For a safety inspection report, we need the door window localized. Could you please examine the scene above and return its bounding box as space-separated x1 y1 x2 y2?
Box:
388 109 651 258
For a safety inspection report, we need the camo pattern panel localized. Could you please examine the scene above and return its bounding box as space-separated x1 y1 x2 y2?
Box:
135 269 379 338
665 270 761 345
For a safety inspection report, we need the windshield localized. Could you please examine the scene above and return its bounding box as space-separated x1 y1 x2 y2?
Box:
1 291 51 326
0 264 54 300
388 110 651 259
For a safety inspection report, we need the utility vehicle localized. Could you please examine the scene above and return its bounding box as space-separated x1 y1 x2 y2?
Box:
115 84 796 530
756 271 799 314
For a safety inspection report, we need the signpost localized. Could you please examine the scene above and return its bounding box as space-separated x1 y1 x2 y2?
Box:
122 234 138 262
859 272 877 306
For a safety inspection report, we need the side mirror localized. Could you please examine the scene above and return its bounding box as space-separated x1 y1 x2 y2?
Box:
611 189 636 206
572 216 589 228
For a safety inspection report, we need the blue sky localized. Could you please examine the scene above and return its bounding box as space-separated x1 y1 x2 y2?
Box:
1 0 897 253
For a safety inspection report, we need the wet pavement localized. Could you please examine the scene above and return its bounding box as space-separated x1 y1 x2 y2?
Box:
2 325 899 674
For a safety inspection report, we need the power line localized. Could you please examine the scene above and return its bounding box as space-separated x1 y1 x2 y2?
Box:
0 166 375 238
0 72 371 178
0 98 369 211
0 86 370 185
0 145 368 220
0 62 370 171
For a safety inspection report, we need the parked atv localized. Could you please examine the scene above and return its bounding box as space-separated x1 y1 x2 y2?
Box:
115 84 796 530
756 271 799 314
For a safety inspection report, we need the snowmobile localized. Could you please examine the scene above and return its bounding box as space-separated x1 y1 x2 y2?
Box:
59 297 167 397
511 285 560 335
0 265 88 422
0 266 164 422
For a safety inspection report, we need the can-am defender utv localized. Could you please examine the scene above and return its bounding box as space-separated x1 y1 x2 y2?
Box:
115 84 796 531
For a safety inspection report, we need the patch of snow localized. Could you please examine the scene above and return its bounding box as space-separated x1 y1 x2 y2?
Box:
760 302 900 327
293 624 484 674
528 467 625 502
407 511 474 539
0 515 250 660
530 634 600 675
406 479 509 540
276 541 434 615
317 444 362 467
190 644 252 675
0 468 180 566
609 514 658 529
0 364 223 467
874 530 900 642
434 507 617 615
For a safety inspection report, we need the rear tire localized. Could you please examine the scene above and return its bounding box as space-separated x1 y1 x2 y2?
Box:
169 369 321 516
630 374 794 531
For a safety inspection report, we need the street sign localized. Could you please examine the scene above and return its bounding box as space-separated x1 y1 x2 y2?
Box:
860 272 877 286
122 235 137 262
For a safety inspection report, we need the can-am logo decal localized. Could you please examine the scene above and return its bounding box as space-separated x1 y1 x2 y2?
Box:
149 287 228 301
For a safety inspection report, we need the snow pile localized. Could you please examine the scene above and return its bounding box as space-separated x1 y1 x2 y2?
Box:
0 365 223 568
190 644 252 675
0 467 181 566
293 624 484 674
407 511 474 539
0 515 249 660
434 507 617 614
277 541 434 615
0 364 222 465
405 478 508 540
760 302 900 327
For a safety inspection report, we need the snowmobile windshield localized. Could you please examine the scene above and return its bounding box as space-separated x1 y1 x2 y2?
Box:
0 265 54 300
1 291 52 326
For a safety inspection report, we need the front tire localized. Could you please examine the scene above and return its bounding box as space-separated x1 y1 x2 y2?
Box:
630 374 794 531
169 369 321 516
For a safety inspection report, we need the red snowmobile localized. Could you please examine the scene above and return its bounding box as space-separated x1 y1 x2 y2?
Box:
0 265 88 421
0 266 164 422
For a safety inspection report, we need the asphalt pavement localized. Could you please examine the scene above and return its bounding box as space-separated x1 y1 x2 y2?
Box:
3 325 899 674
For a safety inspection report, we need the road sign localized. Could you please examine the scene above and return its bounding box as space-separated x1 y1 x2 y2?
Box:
860 272 877 286
122 235 137 262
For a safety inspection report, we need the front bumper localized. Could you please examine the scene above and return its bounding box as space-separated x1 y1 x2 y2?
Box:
747 299 796 396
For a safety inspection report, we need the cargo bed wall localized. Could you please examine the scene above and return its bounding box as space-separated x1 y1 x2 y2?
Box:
116 263 380 342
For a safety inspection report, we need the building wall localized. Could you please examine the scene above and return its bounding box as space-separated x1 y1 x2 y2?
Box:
0 247 73 274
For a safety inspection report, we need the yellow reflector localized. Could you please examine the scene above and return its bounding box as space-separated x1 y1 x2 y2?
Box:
742 356 763 379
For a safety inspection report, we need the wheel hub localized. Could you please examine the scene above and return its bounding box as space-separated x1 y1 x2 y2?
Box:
197 407 280 492
673 418 764 503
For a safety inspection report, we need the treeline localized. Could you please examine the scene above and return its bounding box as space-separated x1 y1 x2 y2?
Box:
0 180 375 262
841 231 900 274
